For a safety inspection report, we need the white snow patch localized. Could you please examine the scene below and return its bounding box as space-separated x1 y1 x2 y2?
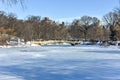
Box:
0 74 24 80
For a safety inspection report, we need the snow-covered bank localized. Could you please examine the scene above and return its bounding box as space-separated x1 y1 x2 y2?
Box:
0 44 120 50
0 41 40 48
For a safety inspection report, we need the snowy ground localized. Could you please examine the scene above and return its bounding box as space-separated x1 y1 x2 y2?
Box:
0 45 120 80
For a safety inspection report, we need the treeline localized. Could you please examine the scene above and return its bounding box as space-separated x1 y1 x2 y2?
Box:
0 8 120 44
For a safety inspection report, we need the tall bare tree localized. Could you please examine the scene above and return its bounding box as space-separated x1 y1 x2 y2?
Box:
103 12 117 41
69 19 83 40
80 16 93 41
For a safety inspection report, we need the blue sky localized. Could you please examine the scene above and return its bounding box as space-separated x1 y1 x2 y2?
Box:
0 0 119 22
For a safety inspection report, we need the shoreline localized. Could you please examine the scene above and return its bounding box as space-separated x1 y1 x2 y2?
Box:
0 44 120 49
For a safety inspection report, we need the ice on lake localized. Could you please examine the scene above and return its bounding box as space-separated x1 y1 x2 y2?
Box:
0 45 120 80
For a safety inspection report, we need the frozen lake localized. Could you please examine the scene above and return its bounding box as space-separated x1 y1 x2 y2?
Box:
0 45 120 80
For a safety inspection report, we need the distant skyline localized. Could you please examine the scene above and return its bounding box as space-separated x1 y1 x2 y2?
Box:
0 0 119 22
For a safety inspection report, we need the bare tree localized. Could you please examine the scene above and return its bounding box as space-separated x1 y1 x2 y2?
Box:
2 0 24 4
80 16 93 41
1 0 25 8
103 12 118 41
69 19 83 40
26 15 41 40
